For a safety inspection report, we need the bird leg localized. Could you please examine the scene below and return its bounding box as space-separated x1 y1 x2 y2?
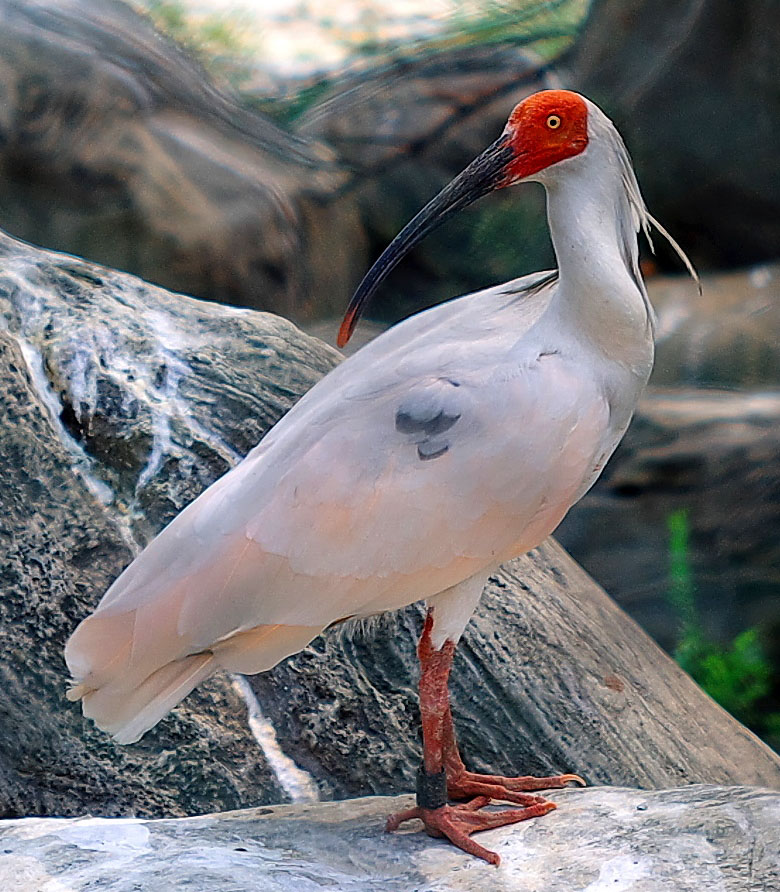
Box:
442 703 585 803
386 609 579 865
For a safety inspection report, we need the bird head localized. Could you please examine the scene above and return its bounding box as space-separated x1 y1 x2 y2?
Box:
500 90 589 185
337 89 591 347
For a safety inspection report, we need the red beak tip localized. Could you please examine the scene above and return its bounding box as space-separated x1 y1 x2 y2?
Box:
337 306 358 348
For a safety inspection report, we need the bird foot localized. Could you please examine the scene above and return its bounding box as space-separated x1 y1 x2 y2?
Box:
386 796 556 865
447 769 585 805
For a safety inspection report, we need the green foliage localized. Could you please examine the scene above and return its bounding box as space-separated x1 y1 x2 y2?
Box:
666 509 779 751
135 0 253 90
444 0 589 58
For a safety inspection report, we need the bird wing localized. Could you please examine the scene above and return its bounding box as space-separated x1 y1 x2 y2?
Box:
88 276 607 639
66 276 610 740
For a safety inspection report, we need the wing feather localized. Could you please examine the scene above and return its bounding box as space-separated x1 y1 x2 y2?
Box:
66 276 614 741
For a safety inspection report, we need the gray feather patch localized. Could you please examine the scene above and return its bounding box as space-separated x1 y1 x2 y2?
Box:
395 409 461 437
394 395 461 462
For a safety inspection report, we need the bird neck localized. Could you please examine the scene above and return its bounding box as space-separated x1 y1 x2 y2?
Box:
543 159 654 374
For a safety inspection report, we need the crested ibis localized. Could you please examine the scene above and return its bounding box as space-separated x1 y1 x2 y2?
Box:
65 89 696 865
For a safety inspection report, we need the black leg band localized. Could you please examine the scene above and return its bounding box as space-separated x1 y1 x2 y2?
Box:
416 766 448 810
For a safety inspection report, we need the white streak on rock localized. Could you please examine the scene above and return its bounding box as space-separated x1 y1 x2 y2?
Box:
16 336 141 555
231 675 320 803
17 337 114 508
136 309 242 489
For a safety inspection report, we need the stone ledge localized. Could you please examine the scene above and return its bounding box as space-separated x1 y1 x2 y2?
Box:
2 785 778 891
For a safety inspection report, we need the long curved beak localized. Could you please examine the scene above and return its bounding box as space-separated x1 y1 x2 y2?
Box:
337 136 515 347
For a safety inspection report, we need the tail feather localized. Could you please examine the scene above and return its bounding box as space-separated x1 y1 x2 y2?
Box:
78 652 215 744
212 622 323 674
66 597 323 742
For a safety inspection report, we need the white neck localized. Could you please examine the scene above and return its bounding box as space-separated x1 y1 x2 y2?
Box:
538 139 654 377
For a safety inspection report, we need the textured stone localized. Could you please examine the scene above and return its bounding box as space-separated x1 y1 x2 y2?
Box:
0 229 340 541
0 330 286 818
571 0 780 269
1 786 777 891
1 229 778 824
0 231 338 818
557 387 780 652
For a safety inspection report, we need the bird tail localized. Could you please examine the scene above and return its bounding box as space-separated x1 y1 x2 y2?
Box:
63 590 217 744
65 595 323 744
67 645 216 745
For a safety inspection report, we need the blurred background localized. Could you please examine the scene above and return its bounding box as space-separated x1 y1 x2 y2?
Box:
0 0 777 750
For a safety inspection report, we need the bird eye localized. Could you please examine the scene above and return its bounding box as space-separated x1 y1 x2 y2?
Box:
546 114 561 129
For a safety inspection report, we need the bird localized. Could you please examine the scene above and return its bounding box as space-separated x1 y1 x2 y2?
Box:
65 89 696 865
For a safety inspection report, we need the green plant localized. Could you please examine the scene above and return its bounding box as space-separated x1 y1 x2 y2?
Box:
134 0 254 90
666 508 779 750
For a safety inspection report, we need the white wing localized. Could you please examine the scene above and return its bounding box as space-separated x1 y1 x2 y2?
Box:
65 275 611 741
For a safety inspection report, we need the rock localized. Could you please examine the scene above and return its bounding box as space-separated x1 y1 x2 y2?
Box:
0 0 560 324
0 0 363 320
0 230 340 817
1 786 778 890
1 228 778 821
571 0 780 269
0 328 288 818
649 263 780 388
556 387 780 653
0 229 340 541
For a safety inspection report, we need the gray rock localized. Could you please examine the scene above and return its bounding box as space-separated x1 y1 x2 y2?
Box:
0 328 287 817
571 0 780 269
0 0 559 324
0 229 340 541
0 0 362 320
1 228 778 823
1 786 777 891
557 387 780 652
650 264 780 388
0 230 339 817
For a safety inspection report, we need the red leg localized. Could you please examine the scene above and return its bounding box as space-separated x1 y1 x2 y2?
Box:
385 609 583 865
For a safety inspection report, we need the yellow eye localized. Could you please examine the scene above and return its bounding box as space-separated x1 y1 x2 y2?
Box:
546 114 561 129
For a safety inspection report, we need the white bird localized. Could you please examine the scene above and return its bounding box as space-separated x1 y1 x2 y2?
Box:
65 89 695 865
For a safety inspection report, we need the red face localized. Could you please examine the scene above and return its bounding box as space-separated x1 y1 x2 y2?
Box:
501 90 589 183
338 90 590 347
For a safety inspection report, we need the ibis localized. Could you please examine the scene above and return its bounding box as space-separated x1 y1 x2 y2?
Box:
65 90 695 864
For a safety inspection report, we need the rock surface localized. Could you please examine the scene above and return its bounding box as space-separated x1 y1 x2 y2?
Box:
1 786 778 891
557 387 780 651
650 264 780 388
1 229 778 821
571 0 780 269
0 230 339 817
0 0 362 320
0 0 559 322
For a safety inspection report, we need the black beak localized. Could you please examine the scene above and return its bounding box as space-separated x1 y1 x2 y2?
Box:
338 136 515 347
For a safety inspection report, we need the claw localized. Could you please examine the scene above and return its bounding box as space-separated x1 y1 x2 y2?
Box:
386 798 556 866
559 773 587 787
448 769 586 802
